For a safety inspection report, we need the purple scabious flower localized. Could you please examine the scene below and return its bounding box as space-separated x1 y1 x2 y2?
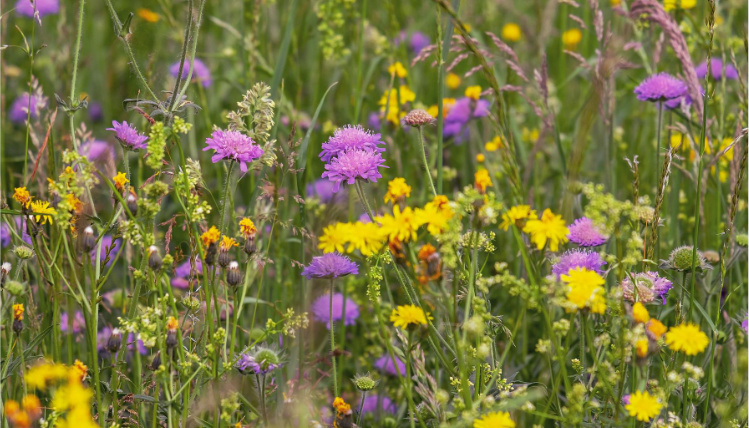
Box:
89 102 104 122
742 315 748 334
169 58 212 87
322 149 387 192
443 97 490 143
361 394 397 415
695 59 739 81
310 292 359 329
374 354 406 377
621 272 673 305
551 249 606 278
395 31 431 56
568 217 608 247
367 112 381 130
90 235 122 267
175 257 203 277
60 311 85 334
319 125 385 163
203 129 264 172
306 178 344 204
79 140 114 162
15 0 59 18
107 121 148 150
634 73 688 102
0 223 10 247
235 353 262 374
235 349 281 375
10 93 46 124
301 253 358 279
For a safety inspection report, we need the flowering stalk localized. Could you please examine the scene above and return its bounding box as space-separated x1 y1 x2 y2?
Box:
416 127 437 197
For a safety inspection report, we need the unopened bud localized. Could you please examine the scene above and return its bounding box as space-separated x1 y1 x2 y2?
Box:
243 235 256 255
403 109 435 127
148 246 163 270
218 249 231 268
127 191 138 217
227 261 242 287
82 226 96 252
205 243 217 266
107 328 122 353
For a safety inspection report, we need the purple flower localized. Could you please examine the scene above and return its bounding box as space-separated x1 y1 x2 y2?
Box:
621 272 673 305
171 277 190 290
175 257 203 277
361 394 397 415
107 121 148 150
89 102 104 122
203 129 264 172
169 58 212 87
301 253 358 279
621 395 630 406
374 354 406 377
15 0 59 18
395 31 431 56
551 249 606 278
60 311 85 334
79 140 114 162
90 235 122 267
235 353 262 374
310 292 359 329
568 217 607 247
634 73 688 103
695 59 738 81
0 223 10 247
9 93 46 124
320 125 385 163
742 315 748 334
322 149 387 192
306 179 345 204
97 327 147 358
443 97 490 143
367 112 381 130
235 349 281 375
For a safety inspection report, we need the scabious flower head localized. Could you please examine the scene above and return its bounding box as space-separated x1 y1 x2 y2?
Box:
474 169 493 193
10 93 47 123
204 129 264 172
403 109 435 127
374 354 406 377
107 121 148 150
201 226 221 247
634 73 688 102
561 267 606 314
30 201 56 225
322 149 387 192
552 249 606 277
523 208 569 252
15 0 59 18
621 272 673 304
169 58 212 87
500 205 537 231
666 245 710 271
377 206 424 243
310 292 359 329
695 59 739 81
473 411 516 428
302 253 358 279
502 23 522 42
384 178 412 204
625 390 662 422
567 217 608 247
443 97 490 143
13 187 33 208
665 323 709 355
390 304 432 329
60 311 85 334
113 172 129 192
320 125 386 163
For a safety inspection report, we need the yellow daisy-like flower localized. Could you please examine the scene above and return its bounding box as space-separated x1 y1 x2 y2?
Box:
388 62 407 78
30 200 56 225
562 28 583 50
377 206 425 243
166 316 179 331
561 267 606 314
501 22 522 42
476 153 485 163
220 235 238 251
499 205 538 231
446 72 461 89
239 217 257 237
72 360 88 382
25 361 69 390
632 302 650 324
113 172 129 192
384 177 412 204
13 187 33 208
137 8 160 22
647 319 667 339
64 193 83 213
664 0 696 11
474 169 493 193
625 390 662 422
390 304 432 329
485 136 502 152
665 323 709 356
318 222 350 253
465 85 482 101
378 86 416 125
417 195 454 236
474 410 516 428
346 222 386 256
522 208 568 251
13 303 24 320
635 339 649 358
201 226 221 247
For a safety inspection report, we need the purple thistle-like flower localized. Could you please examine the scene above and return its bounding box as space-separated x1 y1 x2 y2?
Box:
310 292 359 329
361 394 398 415
621 272 673 305
695 59 739 81
319 125 385 163
169 58 212 87
107 121 148 150
203 129 264 172
15 0 59 18
175 257 203 277
395 31 431 56
374 354 406 377
10 93 46 124
322 149 387 192
634 73 688 103
551 249 606 278
301 253 358 279
568 217 608 247
60 311 85 334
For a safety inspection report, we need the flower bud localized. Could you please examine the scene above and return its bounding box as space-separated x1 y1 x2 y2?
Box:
353 373 378 391
150 351 162 371
403 109 435 127
1 262 11 287
127 191 139 217
5 280 25 296
14 246 34 260
148 246 163 270
243 234 256 255
218 250 231 268
82 226 96 252
226 261 242 287
107 328 123 353
205 242 217 266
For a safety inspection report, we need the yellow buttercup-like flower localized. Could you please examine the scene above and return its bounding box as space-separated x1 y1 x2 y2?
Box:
384 177 412 204
201 226 221 247
665 323 709 355
500 205 538 231
390 304 432 329
377 206 425 243
625 390 662 421
501 23 522 42
137 8 160 22
632 302 650 324
465 85 482 101
474 410 515 428
561 267 606 314
562 28 583 50
485 136 502 152
446 72 461 89
388 62 407 79
318 222 351 253
474 169 493 193
13 187 33 208
30 200 56 225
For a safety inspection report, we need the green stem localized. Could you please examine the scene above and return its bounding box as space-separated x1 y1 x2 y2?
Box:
329 279 339 396
416 126 437 197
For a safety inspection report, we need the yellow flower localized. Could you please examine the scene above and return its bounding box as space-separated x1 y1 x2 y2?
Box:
388 62 407 78
476 154 485 163
521 127 539 143
13 303 24 320
625 390 662 421
65 193 83 213
13 187 33 208
113 172 129 192
474 169 493 193
500 205 537 231
562 28 583 50
377 206 424 243
632 302 650 324
384 178 412 204
485 136 502 152
239 217 257 237
635 339 649 358
201 226 221 247
522 208 568 251
561 268 606 314
502 23 522 42
665 323 709 355
379 86 416 125
25 361 69 390
318 222 350 253
50 378 93 411
465 85 482 101
664 0 696 11
137 8 160 22
30 200 56 225
332 396 351 415
426 98 456 119
167 316 179 331
610 0 621 6
647 319 667 339
474 410 515 428
346 222 386 256
72 360 87 382
390 304 432 329
417 195 454 236
220 235 238 251
446 72 461 89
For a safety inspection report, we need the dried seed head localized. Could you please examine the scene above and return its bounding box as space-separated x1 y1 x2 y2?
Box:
82 226 96 252
403 109 435 127
148 245 163 270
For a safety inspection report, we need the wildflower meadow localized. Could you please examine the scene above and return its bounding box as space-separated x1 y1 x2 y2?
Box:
1 0 748 426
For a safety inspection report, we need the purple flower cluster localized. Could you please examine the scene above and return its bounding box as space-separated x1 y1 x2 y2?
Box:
204 129 264 172
10 93 46 124
395 31 431 56
169 58 212 87
621 272 673 305
15 0 59 18
301 253 358 279
320 125 387 192
374 354 406 377
235 351 280 375
361 394 397 415
107 121 148 150
171 257 203 290
551 249 606 278
443 97 490 143
310 292 359 329
695 59 739 81
634 73 688 103
567 217 607 247
306 178 345 204
60 311 85 334
97 327 148 358
319 125 385 162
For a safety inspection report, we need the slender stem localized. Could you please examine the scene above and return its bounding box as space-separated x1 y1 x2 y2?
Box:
329 279 339 396
416 126 437 197
356 391 366 426
354 181 376 222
